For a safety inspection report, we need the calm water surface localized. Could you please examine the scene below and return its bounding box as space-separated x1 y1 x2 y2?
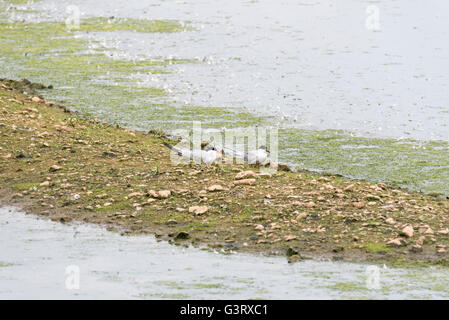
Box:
1 207 449 299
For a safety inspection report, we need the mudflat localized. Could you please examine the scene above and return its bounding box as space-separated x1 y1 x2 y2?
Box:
1 78 449 267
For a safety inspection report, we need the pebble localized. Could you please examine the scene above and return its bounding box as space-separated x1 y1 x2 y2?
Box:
235 170 257 180
188 205 208 215
207 185 227 192
387 238 404 246
400 225 414 238
234 178 256 185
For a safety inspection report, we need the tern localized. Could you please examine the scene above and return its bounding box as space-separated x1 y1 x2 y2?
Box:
163 142 222 164
223 145 270 165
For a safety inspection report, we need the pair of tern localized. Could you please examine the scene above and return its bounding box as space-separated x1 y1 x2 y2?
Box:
163 142 270 165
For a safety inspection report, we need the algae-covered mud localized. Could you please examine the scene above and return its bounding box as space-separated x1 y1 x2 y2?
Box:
2 206 449 299
1 0 449 197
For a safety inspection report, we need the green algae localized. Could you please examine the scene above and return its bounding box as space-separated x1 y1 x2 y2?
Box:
362 242 391 254
12 182 40 191
279 128 449 196
79 17 191 33
0 19 267 132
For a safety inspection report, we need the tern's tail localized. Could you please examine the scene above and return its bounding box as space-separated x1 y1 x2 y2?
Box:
163 142 182 156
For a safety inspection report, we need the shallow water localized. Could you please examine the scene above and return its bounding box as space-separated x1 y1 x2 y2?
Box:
30 0 449 140
1 206 449 299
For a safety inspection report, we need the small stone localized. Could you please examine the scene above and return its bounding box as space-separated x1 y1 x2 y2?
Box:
437 248 446 254
424 227 434 235
410 244 422 253
49 165 62 172
128 192 143 199
158 190 171 198
175 207 186 212
148 190 159 198
344 184 355 192
353 201 365 209
174 232 190 240
40 181 50 187
385 217 395 225
437 229 449 235
284 235 297 241
387 238 404 246
254 224 264 230
416 236 426 246
296 212 307 219
31 96 41 103
188 205 208 215
304 202 315 208
234 178 256 186
207 185 227 192
235 171 257 180
400 225 414 238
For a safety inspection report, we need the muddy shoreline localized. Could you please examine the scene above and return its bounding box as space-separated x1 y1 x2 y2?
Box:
1 78 449 267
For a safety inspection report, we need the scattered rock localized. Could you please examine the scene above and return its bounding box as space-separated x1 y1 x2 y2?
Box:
416 236 426 246
31 96 41 103
188 205 208 215
296 212 307 219
174 231 190 240
353 201 365 209
39 181 50 187
344 184 355 192
400 226 414 238
235 170 257 180
387 238 404 247
148 190 171 199
365 194 382 202
385 217 395 225
148 190 159 198
284 235 297 241
128 192 143 199
49 165 62 172
158 190 171 198
207 185 227 192
234 178 256 186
